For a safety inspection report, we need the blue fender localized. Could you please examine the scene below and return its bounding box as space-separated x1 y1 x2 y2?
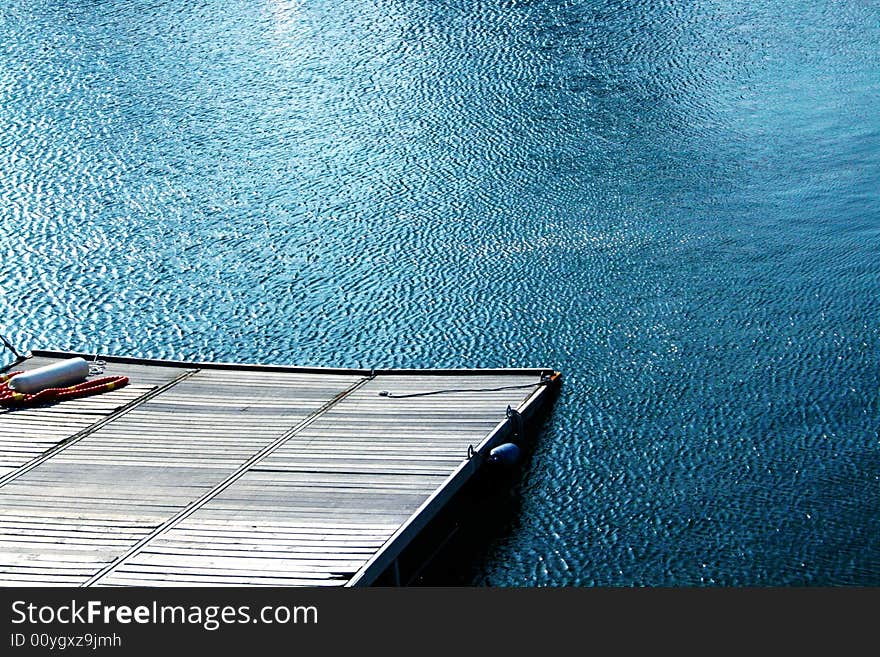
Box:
487 443 521 467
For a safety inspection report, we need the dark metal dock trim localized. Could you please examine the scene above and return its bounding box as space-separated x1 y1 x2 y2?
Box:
31 350 551 378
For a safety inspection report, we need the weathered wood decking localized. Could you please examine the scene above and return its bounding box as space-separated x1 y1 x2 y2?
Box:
0 351 559 587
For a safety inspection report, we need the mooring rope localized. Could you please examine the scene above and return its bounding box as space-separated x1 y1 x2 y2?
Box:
0 332 30 374
0 334 22 359
0 373 129 408
377 373 560 399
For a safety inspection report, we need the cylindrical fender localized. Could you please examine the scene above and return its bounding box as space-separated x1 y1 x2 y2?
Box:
7 358 90 394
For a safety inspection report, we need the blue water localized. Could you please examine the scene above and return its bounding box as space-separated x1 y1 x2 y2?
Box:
1 1 878 585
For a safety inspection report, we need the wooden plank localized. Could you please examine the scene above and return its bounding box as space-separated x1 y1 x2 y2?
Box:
82 373 371 586
94 574 344 587
0 360 196 486
0 368 364 585
0 351 559 587
97 372 552 587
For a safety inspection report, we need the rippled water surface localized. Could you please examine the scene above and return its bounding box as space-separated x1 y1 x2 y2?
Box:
1 1 879 585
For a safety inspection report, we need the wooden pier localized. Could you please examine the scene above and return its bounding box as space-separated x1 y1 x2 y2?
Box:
0 351 559 586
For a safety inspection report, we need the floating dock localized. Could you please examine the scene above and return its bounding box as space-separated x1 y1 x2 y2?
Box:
0 351 559 586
